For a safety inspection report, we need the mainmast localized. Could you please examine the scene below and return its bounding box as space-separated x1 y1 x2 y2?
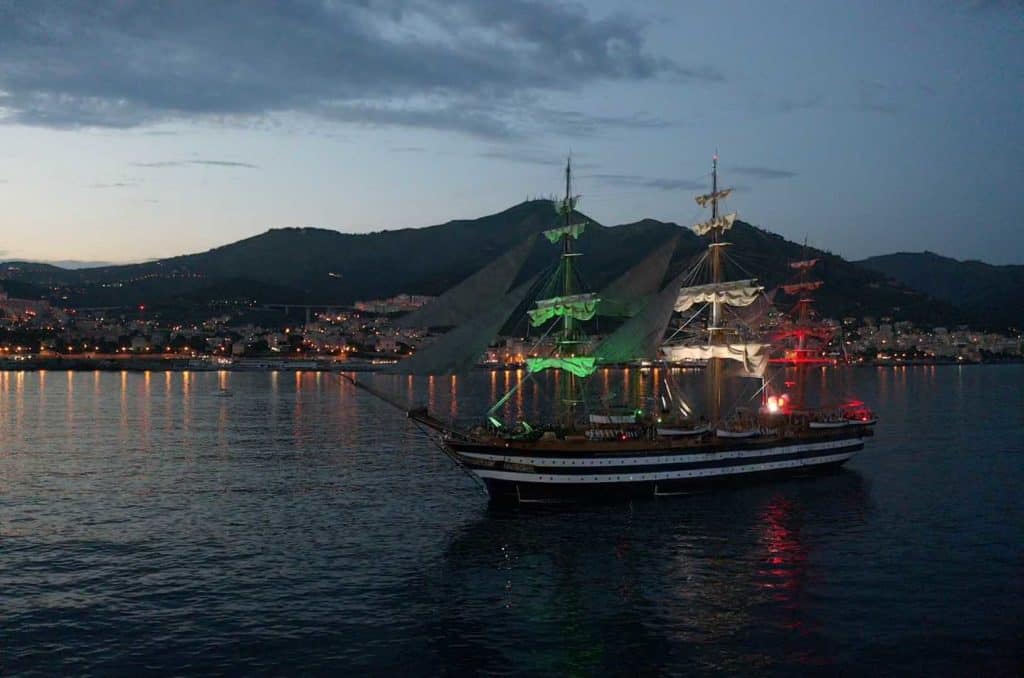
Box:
707 155 727 423
663 155 769 425
709 155 724 332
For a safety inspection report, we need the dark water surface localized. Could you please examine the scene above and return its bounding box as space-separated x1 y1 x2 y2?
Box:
2 366 1021 675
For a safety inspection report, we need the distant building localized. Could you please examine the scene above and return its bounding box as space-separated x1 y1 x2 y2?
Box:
374 336 399 353
353 293 434 314
0 291 51 319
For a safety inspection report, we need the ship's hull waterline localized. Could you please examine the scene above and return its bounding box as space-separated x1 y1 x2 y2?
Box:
444 433 868 504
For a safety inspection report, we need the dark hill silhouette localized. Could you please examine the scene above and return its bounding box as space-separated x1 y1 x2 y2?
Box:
858 251 1024 329
0 201 967 326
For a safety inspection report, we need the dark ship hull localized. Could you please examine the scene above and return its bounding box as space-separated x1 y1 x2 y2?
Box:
417 411 872 504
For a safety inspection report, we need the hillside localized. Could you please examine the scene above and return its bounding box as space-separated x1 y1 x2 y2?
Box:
0 201 964 325
858 252 1024 329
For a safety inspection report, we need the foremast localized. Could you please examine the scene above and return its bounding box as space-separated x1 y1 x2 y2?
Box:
555 158 584 427
514 157 598 429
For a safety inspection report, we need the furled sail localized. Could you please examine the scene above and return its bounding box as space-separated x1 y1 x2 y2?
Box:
525 356 597 378
387 276 538 375
396 236 536 329
661 343 770 378
594 270 689 364
598 236 678 318
691 212 737 236
781 280 824 295
694 188 733 207
543 222 586 243
789 258 818 270
674 279 763 312
528 293 599 327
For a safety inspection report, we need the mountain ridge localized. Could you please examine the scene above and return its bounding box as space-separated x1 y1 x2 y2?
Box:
0 200 999 328
857 251 1024 329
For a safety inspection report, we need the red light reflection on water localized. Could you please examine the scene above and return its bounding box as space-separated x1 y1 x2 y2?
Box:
758 497 810 620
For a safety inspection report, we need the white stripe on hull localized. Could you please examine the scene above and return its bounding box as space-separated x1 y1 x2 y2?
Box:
468 450 857 485
455 437 863 469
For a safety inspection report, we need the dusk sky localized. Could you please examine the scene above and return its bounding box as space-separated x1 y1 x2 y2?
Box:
1 1 1021 265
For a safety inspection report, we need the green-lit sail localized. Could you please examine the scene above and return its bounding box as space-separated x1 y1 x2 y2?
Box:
543 222 586 244
527 293 599 327
526 356 597 378
593 269 689 364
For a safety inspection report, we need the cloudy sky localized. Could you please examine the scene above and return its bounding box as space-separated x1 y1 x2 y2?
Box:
0 0 1021 264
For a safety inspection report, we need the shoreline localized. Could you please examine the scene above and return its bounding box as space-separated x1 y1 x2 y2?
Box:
1 357 1021 373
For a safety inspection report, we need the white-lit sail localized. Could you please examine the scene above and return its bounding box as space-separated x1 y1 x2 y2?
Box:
674 279 763 312
694 188 733 208
661 343 770 378
691 212 737 236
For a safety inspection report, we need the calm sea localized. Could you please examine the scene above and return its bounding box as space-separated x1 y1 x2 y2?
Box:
1 366 1021 676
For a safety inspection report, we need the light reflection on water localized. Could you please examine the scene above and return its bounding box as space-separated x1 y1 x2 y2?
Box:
0 365 1021 675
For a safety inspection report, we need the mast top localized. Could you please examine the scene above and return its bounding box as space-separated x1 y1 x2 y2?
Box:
693 155 736 236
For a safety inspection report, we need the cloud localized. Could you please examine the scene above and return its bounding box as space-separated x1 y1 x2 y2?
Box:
852 80 900 114
776 94 824 113
477 148 599 170
532 107 675 137
968 0 1023 11
772 79 936 117
0 1 702 138
134 159 257 169
729 166 797 180
586 173 706 191
478 149 562 166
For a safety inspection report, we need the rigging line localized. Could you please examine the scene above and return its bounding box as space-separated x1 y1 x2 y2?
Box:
409 417 488 495
528 318 559 355
488 370 536 417
664 303 709 343
747 370 782 403
719 380 760 425
720 246 758 281
681 250 709 287
721 305 758 334
338 373 409 414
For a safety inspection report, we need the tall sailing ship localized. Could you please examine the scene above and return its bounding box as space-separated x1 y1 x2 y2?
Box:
353 157 876 504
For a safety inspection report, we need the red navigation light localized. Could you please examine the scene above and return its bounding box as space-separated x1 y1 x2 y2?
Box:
138 304 146 311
